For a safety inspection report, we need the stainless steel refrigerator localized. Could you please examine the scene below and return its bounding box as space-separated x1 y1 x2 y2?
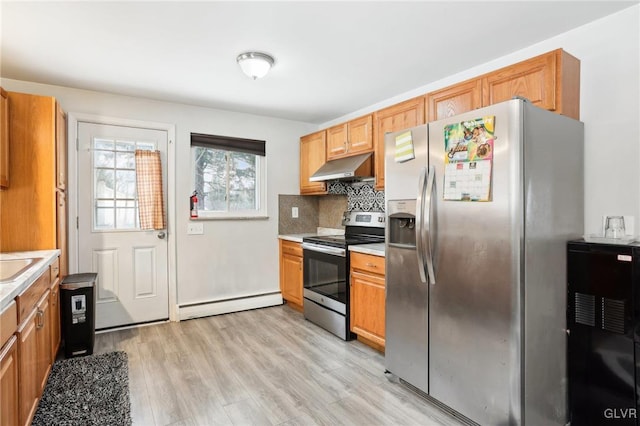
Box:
384 99 584 425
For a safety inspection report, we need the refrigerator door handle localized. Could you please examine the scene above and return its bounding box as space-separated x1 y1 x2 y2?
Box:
424 165 436 284
415 167 428 283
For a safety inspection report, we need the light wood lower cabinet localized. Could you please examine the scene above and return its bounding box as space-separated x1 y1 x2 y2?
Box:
0 335 19 426
35 290 52 395
349 252 386 350
17 308 38 426
50 279 61 361
279 240 304 311
14 261 57 426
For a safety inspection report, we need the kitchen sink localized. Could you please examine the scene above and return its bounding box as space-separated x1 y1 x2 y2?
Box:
0 258 41 283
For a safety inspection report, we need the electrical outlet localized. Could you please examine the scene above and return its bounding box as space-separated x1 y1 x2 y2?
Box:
187 222 204 235
292 207 299 218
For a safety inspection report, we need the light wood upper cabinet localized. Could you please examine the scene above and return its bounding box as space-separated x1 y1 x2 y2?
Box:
300 130 327 195
326 114 373 160
279 240 304 310
373 96 425 190
482 49 580 120
326 123 348 158
0 92 67 261
427 78 483 122
350 252 386 349
0 88 9 189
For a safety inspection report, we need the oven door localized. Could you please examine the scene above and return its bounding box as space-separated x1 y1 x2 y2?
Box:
302 243 347 311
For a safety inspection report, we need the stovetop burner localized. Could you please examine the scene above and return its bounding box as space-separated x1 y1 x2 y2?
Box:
303 233 384 248
302 211 385 249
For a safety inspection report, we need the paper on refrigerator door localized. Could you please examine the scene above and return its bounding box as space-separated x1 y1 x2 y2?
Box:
443 116 495 201
394 131 415 163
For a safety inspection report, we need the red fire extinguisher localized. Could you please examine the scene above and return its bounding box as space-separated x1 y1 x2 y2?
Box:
190 191 198 218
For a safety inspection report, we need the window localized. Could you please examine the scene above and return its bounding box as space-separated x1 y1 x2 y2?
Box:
191 133 267 219
92 138 156 230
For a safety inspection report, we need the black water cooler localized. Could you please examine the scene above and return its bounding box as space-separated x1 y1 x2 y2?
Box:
568 240 640 425
60 273 97 358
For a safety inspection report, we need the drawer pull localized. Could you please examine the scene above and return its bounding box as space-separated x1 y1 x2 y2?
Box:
365 263 377 268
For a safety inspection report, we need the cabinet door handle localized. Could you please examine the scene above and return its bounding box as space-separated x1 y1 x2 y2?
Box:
36 310 44 329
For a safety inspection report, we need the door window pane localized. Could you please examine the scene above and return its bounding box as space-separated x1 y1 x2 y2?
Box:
95 200 115 229
116 170 136 198
116 152 135 169
95 169 115 198
116 200 137 229
94 150 114 168
92 138 156 231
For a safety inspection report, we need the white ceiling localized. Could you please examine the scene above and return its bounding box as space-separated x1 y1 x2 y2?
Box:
1 1 637 124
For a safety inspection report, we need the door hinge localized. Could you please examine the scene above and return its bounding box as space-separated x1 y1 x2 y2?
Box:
76 137 79 151
76 216 79 229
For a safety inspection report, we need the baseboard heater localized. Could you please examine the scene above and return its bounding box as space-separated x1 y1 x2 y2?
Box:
178 291 283 320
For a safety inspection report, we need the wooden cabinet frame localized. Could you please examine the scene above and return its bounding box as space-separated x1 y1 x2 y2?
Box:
373 96 425 190
326 114 373 160
349 252 386 350
299 130 328 195
279 240 304 311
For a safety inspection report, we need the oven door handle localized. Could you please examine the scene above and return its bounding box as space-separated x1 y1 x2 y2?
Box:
302 243 346 257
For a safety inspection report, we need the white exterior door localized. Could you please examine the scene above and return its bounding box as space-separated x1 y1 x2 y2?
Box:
77 122 169 329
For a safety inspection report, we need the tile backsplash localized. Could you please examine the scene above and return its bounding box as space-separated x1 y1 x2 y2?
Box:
278 195 318 234
278 182 385 234
328 181 385 212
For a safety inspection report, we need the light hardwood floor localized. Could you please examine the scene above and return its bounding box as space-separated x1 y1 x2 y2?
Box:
94 304 466 426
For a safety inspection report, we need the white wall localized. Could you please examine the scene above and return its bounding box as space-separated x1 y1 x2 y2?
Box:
2 5 638 315
322 6 640 238
0 79 316 308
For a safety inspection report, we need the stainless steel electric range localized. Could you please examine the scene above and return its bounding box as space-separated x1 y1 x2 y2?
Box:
301 211 385 340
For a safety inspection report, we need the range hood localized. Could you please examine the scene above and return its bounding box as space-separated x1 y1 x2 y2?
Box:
309 153 373 182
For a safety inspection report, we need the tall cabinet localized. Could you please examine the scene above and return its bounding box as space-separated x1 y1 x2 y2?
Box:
0 92 68 276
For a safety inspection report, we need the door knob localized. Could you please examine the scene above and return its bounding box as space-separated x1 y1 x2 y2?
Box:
157 231 166 239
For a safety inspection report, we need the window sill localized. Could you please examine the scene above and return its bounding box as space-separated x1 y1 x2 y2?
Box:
189 216 269 221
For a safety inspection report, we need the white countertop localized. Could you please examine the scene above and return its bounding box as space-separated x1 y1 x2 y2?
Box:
278 233 316 243
349 243 385 257
278 227 345 243
0 250 60 310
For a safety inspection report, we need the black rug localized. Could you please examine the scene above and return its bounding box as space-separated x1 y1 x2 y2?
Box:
32 351 132 426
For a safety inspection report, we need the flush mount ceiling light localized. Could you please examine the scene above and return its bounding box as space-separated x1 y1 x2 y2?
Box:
236 52 275 80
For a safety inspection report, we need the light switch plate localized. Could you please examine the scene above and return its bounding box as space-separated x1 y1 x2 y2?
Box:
187 222 204 235
292 207 299 218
